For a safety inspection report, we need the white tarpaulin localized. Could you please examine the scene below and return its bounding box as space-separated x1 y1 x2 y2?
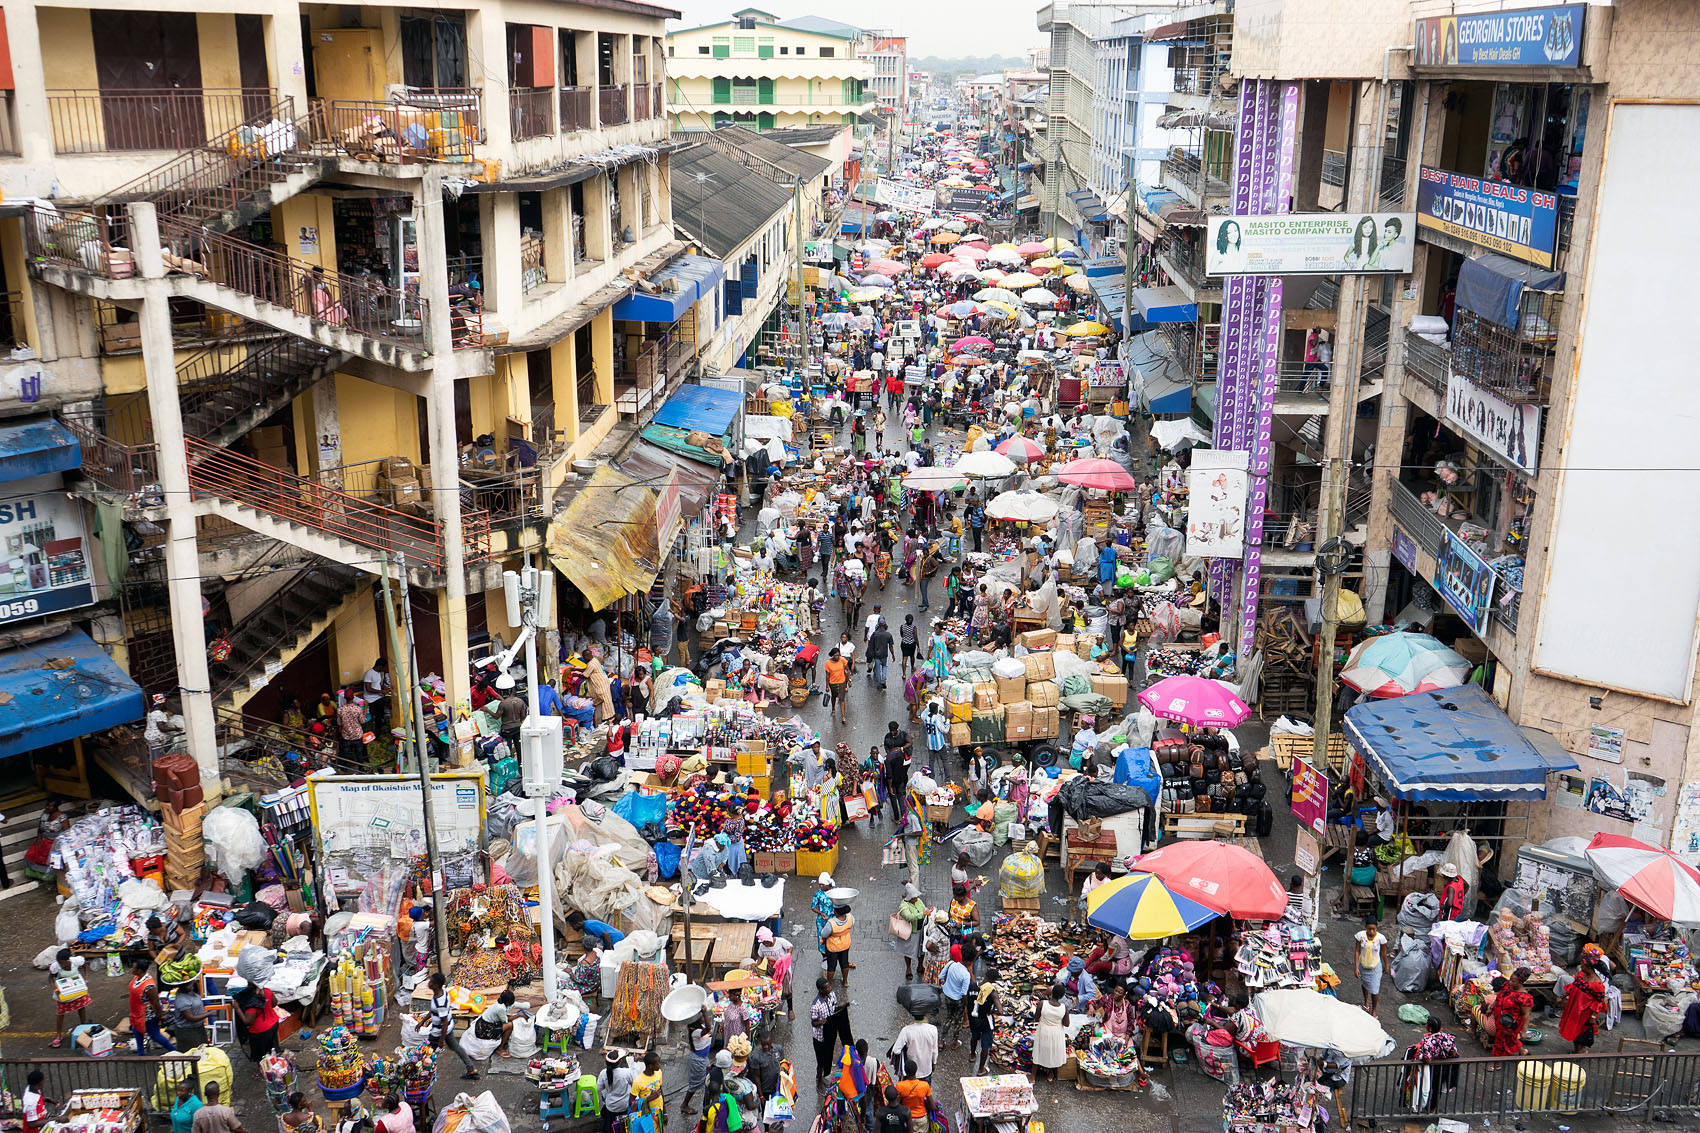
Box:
745 414 795 443
1151 418 1212 450
1254 988 1394 1058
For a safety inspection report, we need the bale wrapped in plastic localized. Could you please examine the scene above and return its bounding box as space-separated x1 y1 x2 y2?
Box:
999 845 1044 898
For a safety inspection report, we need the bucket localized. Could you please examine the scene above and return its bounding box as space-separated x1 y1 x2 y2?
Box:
1550 1061 1586 1113
1514 1061 1552 1110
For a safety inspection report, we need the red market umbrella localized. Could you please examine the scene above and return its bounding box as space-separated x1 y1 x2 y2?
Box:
1056 457 1138 492
1130 841 1288 921
920 252 954 269
1585 833 1700 926
952 335 995 352
995 435 1046 462
1017 240 1050 255
1137 674 1250 729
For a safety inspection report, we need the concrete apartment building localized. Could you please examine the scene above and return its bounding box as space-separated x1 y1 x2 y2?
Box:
665 8 876 132
862 32 909 139
1170 0 1700 863
0 0 719 803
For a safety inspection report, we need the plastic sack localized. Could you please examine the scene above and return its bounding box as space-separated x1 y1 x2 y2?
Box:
612 791 667 830
1147 556 1176 584
991 656 1028 680
235 944 276 986
1397 892 1440 937
507 1016 538 1058
1058 776 1150 819
896 983 942 1017
1396 1002 1431 1026
999 849 1043 898
1050 649 1094 687
1271 715 1315 737
202 806 268 883
958 829 995 867
1394 935 1431 993
485 793 524 844
432 1091 512 1133
501 816 572 889
56 901 82 945
1060 672 1092 697
399 1012 432 1050
560 802 653 875
118 879 172 912
1644 993 1693 1042
992 802 1018 845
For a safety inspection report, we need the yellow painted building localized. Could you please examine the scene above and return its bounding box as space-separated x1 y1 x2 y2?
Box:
666 8 874 131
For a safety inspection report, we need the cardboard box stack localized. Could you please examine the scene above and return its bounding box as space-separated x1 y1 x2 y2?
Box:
376 457 425 509
1091 672 1129 708
1004 700 1033 742
162 802 204 891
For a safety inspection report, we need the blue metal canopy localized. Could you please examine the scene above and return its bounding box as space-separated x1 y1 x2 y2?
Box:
651 383 742 437
612 254 727 323
1344 684 1578 802
1132 286 1197 324
0 418 81 484
0 628 144 759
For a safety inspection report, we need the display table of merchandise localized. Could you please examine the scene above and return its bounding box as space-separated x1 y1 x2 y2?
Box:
960 1075 1036 1132
1619 927 1699 994
1221 1078 1331 1133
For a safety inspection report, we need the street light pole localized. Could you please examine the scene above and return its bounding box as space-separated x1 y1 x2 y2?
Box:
506 557 562 1003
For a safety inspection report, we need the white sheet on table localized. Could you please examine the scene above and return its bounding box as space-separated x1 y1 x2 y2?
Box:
696 879 786 922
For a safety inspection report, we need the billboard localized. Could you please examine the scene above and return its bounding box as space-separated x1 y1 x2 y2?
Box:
873 178 934 214
0 474 94 627
1291 757 1328 837
1446 370 1542 475
1206 213 1416 276
1415 166 1560 268
948 187 994 213
1415 5 1584 69
1438 527 1496 635
1186 449 1249 559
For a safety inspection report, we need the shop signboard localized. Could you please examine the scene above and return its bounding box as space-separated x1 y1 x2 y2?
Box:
1295 827 1320 876
1088 360 1126 388
1392 528 1418 574
1291 757 1328 837
1415 165 1560 268
874 177 934 214
0 474 94 627
1186 448 1249 559
948 187 994 213
1445 370 1542 474
1438 527 1496 633
1414 4 1584 69
1206 213 1416 275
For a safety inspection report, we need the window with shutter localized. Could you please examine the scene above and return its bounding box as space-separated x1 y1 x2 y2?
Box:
758 112 774 131
757 78 773 105
723 278 743 316
712 77 731 103
712 39 729 59
758 44 773 59
740 261 758 298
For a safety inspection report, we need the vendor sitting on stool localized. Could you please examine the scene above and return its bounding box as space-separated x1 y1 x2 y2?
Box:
688 833 732 887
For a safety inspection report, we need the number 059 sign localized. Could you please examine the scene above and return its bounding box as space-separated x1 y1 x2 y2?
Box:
0 475 95 627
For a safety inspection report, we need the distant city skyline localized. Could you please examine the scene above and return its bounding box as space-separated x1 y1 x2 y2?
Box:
666 0 1046 60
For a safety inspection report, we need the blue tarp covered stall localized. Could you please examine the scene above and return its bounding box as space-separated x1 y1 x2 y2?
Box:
0 628 144 759
652 384 742 436
1132 286 1197 324
1343 684 1578 802
611 254 727 323
0 418 81 484
1454 251 1564 330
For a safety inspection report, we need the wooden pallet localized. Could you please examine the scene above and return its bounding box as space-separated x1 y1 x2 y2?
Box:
1159 812 1247 840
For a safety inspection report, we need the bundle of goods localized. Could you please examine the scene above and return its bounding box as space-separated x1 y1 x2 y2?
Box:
1221 1078 1330 1133
1147 647 1235 681
158 954 204 987
51 1090 143 1133
525 1055 583 1089
744 815 798 854
260 1052 297 1114
669 780 742 837
1074 1028 1145 1089
794 819 839 853
998 844 1044 899
1489 908 1553 980
1154 734 1263 821
330 953 384 1035
314 1026 368 1093
983 913 1108 991
1142 945 1202 1005
1186 1021 1240 1083
1235 922 1319 989
366 1044 437 1098
925 787 960 824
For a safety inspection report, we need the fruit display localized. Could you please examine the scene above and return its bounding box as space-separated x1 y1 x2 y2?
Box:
158 955 202 986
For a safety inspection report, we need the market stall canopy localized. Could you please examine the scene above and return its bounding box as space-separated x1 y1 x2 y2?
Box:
1086 872 1220 939
1133 285 1198 324
621 440 720 518
1130 840 1287 921
1254 989 1393 1059
0 417 82 482
1455 251 1565 330
994 436 1045 462
903 466 967 492
986 489 1058 522
547 466 662 611
1150 417 1211 450
1343 684 1579 802
952 450 1017 479
1584 833 1700 927
653 383 741 437
1339 631 1472 698
0 627 144 760
1055 457 1137 492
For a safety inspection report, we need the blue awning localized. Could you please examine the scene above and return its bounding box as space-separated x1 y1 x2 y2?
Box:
1087 275 1126 326
0 419 81 484
612 254 727 323
1128 332 1189 413
1067 189 1096 206
1133 286 1198 324
1344 685 1578 802
0 628 144 759
652 383 742 437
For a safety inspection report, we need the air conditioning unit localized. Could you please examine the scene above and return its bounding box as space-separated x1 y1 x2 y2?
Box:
1103 236 1121 258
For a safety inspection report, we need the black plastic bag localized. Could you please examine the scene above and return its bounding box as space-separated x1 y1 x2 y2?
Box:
234 901 277 929
1057 776 1150 820
896 983 942 1017
586 756 621 782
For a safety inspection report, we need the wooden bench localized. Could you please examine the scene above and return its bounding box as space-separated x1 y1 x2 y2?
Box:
1159 812 1247 840
1269 733 1348 777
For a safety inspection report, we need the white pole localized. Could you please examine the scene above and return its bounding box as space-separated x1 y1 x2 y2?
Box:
518 554 559 1005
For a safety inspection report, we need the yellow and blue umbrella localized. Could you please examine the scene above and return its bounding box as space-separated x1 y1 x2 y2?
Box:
1085 871 1221 939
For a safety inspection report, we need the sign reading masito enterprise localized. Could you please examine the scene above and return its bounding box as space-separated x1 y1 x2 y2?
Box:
1414 166 1560 269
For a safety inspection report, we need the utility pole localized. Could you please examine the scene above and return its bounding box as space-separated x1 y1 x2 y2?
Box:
793 178 809 379
506 558 563 1003
1121 151 1136 342
395 553 450 974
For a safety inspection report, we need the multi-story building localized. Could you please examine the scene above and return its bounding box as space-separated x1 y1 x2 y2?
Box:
665 8 876 133
1183 0 1700 866
0 0 704 802
861 32 909 140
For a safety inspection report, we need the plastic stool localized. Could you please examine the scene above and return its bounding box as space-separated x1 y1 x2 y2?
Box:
571 1075 600 1118
538 1025 573 1056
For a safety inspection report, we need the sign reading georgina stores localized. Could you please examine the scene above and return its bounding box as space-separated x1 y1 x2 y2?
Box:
1415 166 1561 268
1414 4 1584 69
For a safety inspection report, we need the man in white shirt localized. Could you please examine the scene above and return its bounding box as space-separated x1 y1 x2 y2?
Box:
893 1014 940 1079
363 659 391 734
865 606 884 643
1373 797 1396 845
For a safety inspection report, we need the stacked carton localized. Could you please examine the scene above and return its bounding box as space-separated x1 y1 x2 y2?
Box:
162 803 204 891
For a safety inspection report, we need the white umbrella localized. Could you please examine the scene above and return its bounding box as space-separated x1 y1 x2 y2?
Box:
1151 418 1212 450
987 247 1025 267
986 489 1059 523
1022 287 1061 307
951 450 1017 479
903 466 967 492
860 273 894 287
1254 989 1394 1059
974 287 1020 304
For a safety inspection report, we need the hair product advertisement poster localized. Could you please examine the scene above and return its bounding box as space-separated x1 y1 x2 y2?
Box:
1206 213 1416 276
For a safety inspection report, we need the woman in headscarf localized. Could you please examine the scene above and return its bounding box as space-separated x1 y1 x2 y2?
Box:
813 873 838 958
920 909 953 986
1092 982 1137 1041
1559 959 1610 1053
896 883 928 982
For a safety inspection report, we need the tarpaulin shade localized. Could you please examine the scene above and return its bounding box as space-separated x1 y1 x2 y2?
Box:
611 254 727 322
0 418 81 483
546 466 662 611
651 383 742 436
1455 251 1565 329
621 440 720 518
1344 684 1578 801
0 628 144 758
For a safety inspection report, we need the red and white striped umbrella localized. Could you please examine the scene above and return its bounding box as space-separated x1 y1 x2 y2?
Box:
995 435 1045 462
1585 833 1700 926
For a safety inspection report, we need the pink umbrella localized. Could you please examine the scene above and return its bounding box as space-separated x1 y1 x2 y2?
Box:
1585 833 1700 925
954 246 990 262
866 258 906 276
995 435 1045 462
952 335 995 352
1138 675 1250 729
1056 457 1138 492
1017 241 1050 255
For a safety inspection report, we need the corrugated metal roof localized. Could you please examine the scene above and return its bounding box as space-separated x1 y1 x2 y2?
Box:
670 143 796 258
772 14 863 38
701 126 832 185
546 465 662 611
762 125 850 146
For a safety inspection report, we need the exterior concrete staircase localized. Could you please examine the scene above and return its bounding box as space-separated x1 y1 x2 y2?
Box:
180 336 346 453
211 564 365 711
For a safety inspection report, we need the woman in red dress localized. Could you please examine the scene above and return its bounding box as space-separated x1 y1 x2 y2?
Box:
1559 960 1609 1052
1490 967 1535 1057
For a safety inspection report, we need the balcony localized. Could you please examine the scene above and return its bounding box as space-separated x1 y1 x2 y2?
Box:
45 87 274 154
1172 63 1228 98
1160 147 1228 204
615 336 695 416
1404 332 1450 395
1379 155 1408 208
511 88 554 141
600 85 630 127
1321 148 1347 188
560 86 595 133
1158 237 1215 296
320 91 482 162
1389 478 1523 636
1451 291 1562 405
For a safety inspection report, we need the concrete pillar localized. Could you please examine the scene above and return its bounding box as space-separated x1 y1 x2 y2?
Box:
542 187 571 284
469 10 513 152
310 377 342 485
268 9 311 115
1293 81 1329 214
5 4 53 171
413 174 471 706
585 175 613 262
131 203 220 791
484 194 523 317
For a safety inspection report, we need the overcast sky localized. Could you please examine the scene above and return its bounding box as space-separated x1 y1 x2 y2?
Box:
668 1 1047 61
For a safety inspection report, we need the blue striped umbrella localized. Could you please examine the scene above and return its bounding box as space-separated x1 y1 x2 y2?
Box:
1085 871 1222 939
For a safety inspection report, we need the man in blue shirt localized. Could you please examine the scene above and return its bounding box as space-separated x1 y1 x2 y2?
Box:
566 910 624 950
965 497 986 552
940 940 976 1050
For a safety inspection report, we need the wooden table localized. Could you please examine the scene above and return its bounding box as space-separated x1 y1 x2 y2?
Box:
670 920 758 981
1062 829 1120 879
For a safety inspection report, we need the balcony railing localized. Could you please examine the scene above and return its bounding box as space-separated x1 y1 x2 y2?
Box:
1321 148 1347 188
511 87 554 141
559 86 595 132
60 407 159 500
25 207 133 276
1160 237 1213 292
652 84 664 119
1389 477 1446 558
45 87 274 154
1160 147 1228 201
1378 155 1408 207
1403 331 1450 394
1451 296 1561 405
1172 63 1227 98
600 85 630 127
320 91 481 162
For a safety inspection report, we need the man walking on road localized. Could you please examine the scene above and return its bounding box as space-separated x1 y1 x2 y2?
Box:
867 619 895 690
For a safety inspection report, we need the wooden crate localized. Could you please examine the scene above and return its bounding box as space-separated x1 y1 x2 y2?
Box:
1160 812 1247 840
1001 896 1040 913
1271 732 1348 776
